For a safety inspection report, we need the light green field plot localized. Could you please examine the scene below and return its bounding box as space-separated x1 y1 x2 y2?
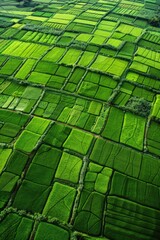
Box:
151 95 160 119
106 38 124 49
78 51 96 67
43 47 65 62
0 81 42 113
20 31 58 44
90 35 106 45
28 72 51 85
91 55 128 76
76 33 92 42
116 23 143 36
15 59 36 79
3 41 49 59
0 148 12 174
43 182 76 222
60 48 82 65
126 71 160 90
120 113 146 150
55 152 82 183
63 128 93 155
84 162 113 194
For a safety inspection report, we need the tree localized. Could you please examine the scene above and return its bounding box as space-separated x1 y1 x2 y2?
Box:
16 0 32 7
149 15 160 27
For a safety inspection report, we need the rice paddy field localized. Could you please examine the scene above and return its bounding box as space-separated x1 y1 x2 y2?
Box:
0 0 160 239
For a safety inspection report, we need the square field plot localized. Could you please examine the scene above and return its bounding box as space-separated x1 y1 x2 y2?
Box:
63 128 93 155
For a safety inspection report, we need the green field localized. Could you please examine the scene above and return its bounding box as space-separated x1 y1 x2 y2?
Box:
0 0 160 239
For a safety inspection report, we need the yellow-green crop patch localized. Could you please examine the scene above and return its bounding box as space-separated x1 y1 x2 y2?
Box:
91 55 128 76
3 41 49 59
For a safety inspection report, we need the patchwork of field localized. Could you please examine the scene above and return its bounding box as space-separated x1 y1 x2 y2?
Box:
0 0 160 239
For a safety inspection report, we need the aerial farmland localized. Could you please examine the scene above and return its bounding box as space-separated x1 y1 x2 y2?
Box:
0 0 160 239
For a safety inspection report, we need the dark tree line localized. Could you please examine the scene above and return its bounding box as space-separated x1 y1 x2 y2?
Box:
16 0 32 7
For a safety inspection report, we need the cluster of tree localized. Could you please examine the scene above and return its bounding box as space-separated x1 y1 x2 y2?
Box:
16 0 32 7
126 97 151 117
149 15 160 27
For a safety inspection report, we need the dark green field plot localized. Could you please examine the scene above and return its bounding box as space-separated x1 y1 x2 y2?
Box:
0 0 160 239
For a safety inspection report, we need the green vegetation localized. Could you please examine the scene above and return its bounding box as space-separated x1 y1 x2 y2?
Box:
125 97 151 117
0 0 160 239
149 15 160 27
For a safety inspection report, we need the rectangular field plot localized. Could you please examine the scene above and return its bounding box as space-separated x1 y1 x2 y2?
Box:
97 19 117 32
43 182 76 222
27 62 72 88
78 51 96 67
0 57 23 76
147 121 160 156
15 116 51 153
0 109 29 144
0 81 42 113
102 108 146 150
66 22 95 33
2 41 49 59
120 112 146 150
74 189 105 235
91 55 128 76
43 46 66 62
0 148 12 174
34 222 69 240
151 95 160 120
130 47 160 78
55 152 82 183
90 137 160 186
60 48 82 65
113 81 154 115
34 90 108 133
15 30 58 45
104 196 160 240
0 213 33 240
138 31 160 51
13 179 51 213
110 171 160 209
115 23 143 37
15 59 36 80
126 71 160 90
77 71 118 101
64 67 86 92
